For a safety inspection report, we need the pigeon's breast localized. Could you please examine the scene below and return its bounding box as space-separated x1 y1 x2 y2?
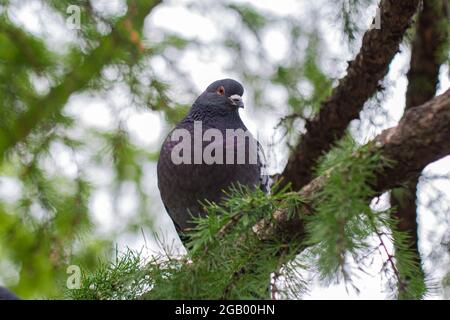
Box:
157 125 261 231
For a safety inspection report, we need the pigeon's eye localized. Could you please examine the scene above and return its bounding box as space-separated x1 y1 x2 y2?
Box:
216 86 225 96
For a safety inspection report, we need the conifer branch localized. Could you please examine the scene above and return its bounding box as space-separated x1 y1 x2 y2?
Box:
0 0 161 159
255 88 450 245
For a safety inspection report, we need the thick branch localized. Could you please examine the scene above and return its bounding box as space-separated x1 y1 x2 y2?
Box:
254 88 450 243
281 0 420 190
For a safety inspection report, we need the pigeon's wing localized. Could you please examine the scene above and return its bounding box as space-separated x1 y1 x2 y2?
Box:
163 203 190 244
257 141 271 194
164 204 182 232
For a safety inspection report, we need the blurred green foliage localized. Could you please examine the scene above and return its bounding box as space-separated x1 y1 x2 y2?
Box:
0 0 165 298
0 0 342 298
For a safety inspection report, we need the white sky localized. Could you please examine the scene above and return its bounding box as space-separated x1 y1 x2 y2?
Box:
1 0 449 299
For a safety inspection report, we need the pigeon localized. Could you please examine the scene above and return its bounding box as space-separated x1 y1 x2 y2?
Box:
157 79 269 242
0 286 20 300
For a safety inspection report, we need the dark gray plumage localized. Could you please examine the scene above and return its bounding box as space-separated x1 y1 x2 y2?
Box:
157 79 268 241
0 286 20 300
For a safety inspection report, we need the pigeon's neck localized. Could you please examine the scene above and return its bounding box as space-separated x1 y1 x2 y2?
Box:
184 104 246 130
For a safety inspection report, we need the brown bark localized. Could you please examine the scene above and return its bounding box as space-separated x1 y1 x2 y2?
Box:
254 89 450 245
281 0 420 190
390 0 448 296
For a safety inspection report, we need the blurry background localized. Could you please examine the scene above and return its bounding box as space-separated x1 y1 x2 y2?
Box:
0 0 448 299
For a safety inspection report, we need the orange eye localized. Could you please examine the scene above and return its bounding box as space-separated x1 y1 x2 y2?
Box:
216 86 225 96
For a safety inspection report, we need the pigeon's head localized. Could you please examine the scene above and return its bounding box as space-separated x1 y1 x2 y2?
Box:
193 79 245 116
205 78 244 108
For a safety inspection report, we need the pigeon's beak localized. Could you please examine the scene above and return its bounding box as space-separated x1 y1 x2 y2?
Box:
229 94 244 109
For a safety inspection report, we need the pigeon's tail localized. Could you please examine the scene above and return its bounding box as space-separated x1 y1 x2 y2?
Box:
259 174 271 194
0 287 20 300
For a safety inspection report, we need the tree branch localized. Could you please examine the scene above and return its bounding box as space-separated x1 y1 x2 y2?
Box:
0 0 161 159
390 0 448 298
281 0 420 190
254 88 450 244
